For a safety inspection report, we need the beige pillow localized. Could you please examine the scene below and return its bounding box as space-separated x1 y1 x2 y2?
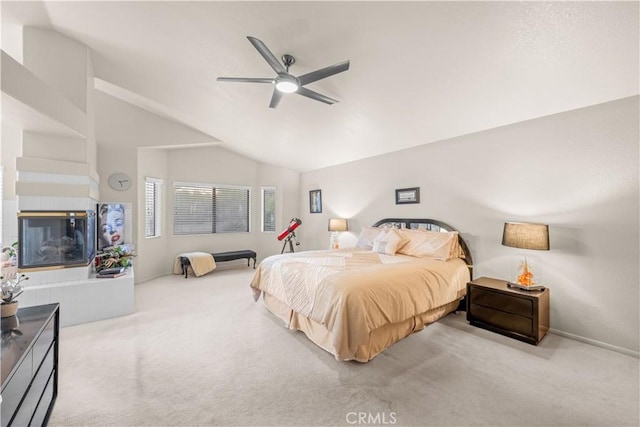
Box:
371 228 407 255
398 229 459 260
356 226 383 249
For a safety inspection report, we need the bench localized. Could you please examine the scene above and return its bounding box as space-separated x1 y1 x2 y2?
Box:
180 250 257 278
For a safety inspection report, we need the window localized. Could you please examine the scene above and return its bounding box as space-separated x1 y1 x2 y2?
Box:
145 178 162 238
174 182 250 235
261 186 276 232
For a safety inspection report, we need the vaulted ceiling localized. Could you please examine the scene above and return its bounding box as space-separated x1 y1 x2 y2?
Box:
2 1 638 172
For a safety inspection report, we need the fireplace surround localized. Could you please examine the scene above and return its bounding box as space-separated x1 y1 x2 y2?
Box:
18 211 96 270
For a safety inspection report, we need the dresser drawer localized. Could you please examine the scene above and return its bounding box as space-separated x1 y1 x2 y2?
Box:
11 345 54 427
30 372 55 427
1 350 33 427
33 317 54 369
469 304 533 337
470 288 533 317
1 304 59 427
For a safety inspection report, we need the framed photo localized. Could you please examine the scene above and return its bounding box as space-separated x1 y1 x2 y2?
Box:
309 189 322 213
97 203 127 250
395 187 420 204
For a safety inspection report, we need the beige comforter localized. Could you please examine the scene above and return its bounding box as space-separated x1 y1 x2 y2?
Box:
250 248 470 358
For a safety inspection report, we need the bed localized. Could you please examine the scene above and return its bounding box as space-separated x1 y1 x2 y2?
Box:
250 218 473 362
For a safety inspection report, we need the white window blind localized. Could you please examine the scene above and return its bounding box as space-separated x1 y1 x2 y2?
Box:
174 182 250 235
261 186 276 233
145 178 162 238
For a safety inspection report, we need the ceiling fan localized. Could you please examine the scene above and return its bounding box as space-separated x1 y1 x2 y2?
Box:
217 36 350 109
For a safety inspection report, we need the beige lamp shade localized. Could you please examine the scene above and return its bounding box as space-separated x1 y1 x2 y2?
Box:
502 222 550 250
328 218 348 232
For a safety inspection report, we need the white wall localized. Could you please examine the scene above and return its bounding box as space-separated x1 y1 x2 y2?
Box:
136 148 167 282
94 92 300 283
257 163 300 258
155 146 300 281
23 28 88 112
132 145 301 283
300 96 639 355
0 123 21 246
96 143 137 246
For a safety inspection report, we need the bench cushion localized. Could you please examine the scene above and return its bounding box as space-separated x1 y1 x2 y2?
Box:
213 250 257 262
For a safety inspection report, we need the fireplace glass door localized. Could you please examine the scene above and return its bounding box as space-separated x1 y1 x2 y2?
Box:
18 211 96 270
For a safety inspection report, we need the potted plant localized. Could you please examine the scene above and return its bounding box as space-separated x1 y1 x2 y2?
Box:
1 274 28 318
95 245 136 273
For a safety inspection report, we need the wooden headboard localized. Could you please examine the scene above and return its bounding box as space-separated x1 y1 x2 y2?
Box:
372 218 473 276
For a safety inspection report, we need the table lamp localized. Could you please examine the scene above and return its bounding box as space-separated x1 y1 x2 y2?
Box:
502 222 549 290
328 218 348 250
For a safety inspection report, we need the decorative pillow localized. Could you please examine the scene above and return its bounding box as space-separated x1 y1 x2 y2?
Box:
398 229 460 260
355 226 383 250
371 228 407 255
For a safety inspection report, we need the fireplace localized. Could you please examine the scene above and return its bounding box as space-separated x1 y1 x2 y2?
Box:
18 211 96 270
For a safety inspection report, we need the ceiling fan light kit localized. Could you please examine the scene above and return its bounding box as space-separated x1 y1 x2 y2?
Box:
275 74 299 93
217 36 350 108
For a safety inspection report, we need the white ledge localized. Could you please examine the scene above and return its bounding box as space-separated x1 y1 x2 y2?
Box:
17 156 90 176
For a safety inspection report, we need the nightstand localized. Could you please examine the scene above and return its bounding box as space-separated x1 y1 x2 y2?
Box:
466 277 549 345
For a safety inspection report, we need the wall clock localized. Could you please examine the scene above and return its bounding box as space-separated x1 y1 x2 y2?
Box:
108 173 132 191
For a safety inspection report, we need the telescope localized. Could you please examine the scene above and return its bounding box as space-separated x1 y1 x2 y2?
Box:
278 218 301 253
277 218 301 241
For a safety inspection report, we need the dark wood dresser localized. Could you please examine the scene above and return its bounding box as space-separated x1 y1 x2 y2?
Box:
1 303 59 427
466 277 549 345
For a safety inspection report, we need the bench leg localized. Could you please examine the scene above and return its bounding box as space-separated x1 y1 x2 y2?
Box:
252 257 256 269
181 257 189 279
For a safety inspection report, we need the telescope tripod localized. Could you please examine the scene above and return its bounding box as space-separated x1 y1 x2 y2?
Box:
281 231 300 254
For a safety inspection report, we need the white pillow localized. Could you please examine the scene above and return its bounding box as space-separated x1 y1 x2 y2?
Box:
398 229 459 260
371 228 407 255
355 226 382 250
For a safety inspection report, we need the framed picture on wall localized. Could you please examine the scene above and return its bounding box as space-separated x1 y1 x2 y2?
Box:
395 187 420 204
309 190 322 213
97 203 126 250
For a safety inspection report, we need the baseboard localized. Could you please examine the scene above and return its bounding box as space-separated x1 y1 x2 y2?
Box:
550 328 639 358
135 272 169 284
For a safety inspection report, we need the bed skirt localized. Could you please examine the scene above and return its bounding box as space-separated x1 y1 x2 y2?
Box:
262 292 460 362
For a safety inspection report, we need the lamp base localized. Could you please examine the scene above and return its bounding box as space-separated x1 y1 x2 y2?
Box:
507 281 546 292
330 232 340 250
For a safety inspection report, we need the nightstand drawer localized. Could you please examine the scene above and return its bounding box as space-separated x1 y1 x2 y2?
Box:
470 288 533 317
470 305 533 336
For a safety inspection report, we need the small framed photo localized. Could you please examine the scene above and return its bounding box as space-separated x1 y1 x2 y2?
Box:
395 187 420 204
309 189 322 213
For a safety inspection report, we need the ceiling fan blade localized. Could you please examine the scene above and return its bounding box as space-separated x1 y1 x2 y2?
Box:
296 87 339 105
298 60 350 86
247 36 286 74
269 89 283 109
217 77 274 83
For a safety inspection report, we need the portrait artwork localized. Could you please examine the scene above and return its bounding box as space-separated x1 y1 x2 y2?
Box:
97 203 126 250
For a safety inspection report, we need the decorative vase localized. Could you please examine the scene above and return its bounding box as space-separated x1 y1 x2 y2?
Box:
1 301 19 318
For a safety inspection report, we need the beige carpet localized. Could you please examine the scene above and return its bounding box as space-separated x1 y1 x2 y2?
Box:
48 266 639 426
